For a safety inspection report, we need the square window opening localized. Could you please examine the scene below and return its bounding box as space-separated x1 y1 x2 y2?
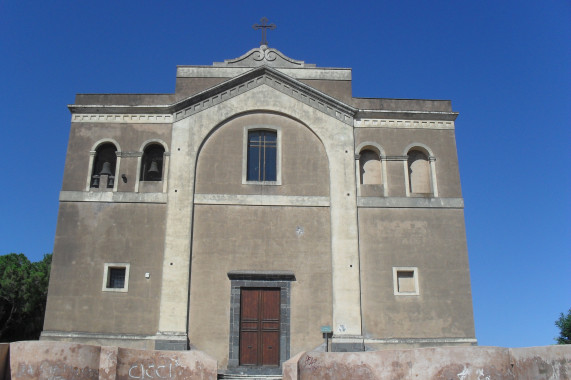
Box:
393 267 419 296
102 263 130 292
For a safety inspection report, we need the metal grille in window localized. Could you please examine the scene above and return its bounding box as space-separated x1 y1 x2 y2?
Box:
108 267 126 288
247 130 277 181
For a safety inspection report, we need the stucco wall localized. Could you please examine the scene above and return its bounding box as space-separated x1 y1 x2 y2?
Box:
174 77 229 100
62 122 172 192
195 112 329 196
358 208 475 341
43 202 166 336
298 79 353 104
355 128 462 198
189 205 332 368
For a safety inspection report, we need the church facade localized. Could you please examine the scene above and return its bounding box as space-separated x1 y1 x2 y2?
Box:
42 45 476 374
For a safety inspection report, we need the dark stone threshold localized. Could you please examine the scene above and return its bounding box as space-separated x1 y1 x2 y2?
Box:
221 365 282 376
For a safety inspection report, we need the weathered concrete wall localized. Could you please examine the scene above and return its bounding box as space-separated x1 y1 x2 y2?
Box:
62 122 172 192
8 341 217 380
284 346 571 380
43 202 166 340
354 127 462 198
189 205 332 368
195 112 329 196
359 208 475 344
10 341 101 379
510 346 571 380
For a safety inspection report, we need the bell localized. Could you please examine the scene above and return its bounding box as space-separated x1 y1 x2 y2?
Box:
148 160 160 175
100 161 113 176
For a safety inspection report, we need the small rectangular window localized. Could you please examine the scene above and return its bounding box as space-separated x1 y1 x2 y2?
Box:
102 263 130 292
393 267 419 296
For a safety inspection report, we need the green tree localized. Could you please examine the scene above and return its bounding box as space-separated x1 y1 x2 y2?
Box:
0 253 52 342
555 308 571 344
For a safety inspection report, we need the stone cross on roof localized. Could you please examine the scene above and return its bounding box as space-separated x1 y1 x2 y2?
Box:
252 17 276 46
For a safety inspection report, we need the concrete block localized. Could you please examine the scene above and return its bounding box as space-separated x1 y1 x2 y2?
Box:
510 345 571 380
115 347 217 380
8 341 218 380
99 346 118 380
10 341 100 380
411 346 512 379
296 350 413 380
282 351 305 380
287 346 570 379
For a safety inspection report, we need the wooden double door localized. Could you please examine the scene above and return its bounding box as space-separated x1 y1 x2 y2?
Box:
239 288 280 366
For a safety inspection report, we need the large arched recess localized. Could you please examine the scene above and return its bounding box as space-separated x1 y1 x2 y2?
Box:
194 110 330 196
189 111 332 367
157 84 362 361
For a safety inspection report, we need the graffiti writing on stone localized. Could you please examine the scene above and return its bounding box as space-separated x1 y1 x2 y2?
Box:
303 355 318 367
16 362 99 380
457 366 491 380
128 363 174 379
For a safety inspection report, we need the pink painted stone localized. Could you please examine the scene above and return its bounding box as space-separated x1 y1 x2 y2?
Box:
411 346 512 379
99 346 119 380
10 341 100 380
287 345 571 380
282 351 305 380
510 345 571 380
115 347 217 380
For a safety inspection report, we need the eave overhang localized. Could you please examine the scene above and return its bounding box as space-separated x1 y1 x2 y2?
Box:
356 109 459 121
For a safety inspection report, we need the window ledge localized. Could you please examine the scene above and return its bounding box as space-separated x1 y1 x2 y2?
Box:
243 180 281 186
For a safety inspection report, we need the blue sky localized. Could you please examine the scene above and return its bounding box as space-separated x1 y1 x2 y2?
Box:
1 0 569 348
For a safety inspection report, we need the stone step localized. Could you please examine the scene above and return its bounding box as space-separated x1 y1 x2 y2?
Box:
218 374 282 380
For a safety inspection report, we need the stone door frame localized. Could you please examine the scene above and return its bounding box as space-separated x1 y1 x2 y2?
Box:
226 271 295 376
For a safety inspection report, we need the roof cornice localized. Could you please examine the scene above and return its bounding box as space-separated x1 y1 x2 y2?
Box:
68 65 359 126
68 66 458 123
355 109 459 121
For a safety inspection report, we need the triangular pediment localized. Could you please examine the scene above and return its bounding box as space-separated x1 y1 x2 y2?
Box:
67 66 357 125
171 65 356 125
